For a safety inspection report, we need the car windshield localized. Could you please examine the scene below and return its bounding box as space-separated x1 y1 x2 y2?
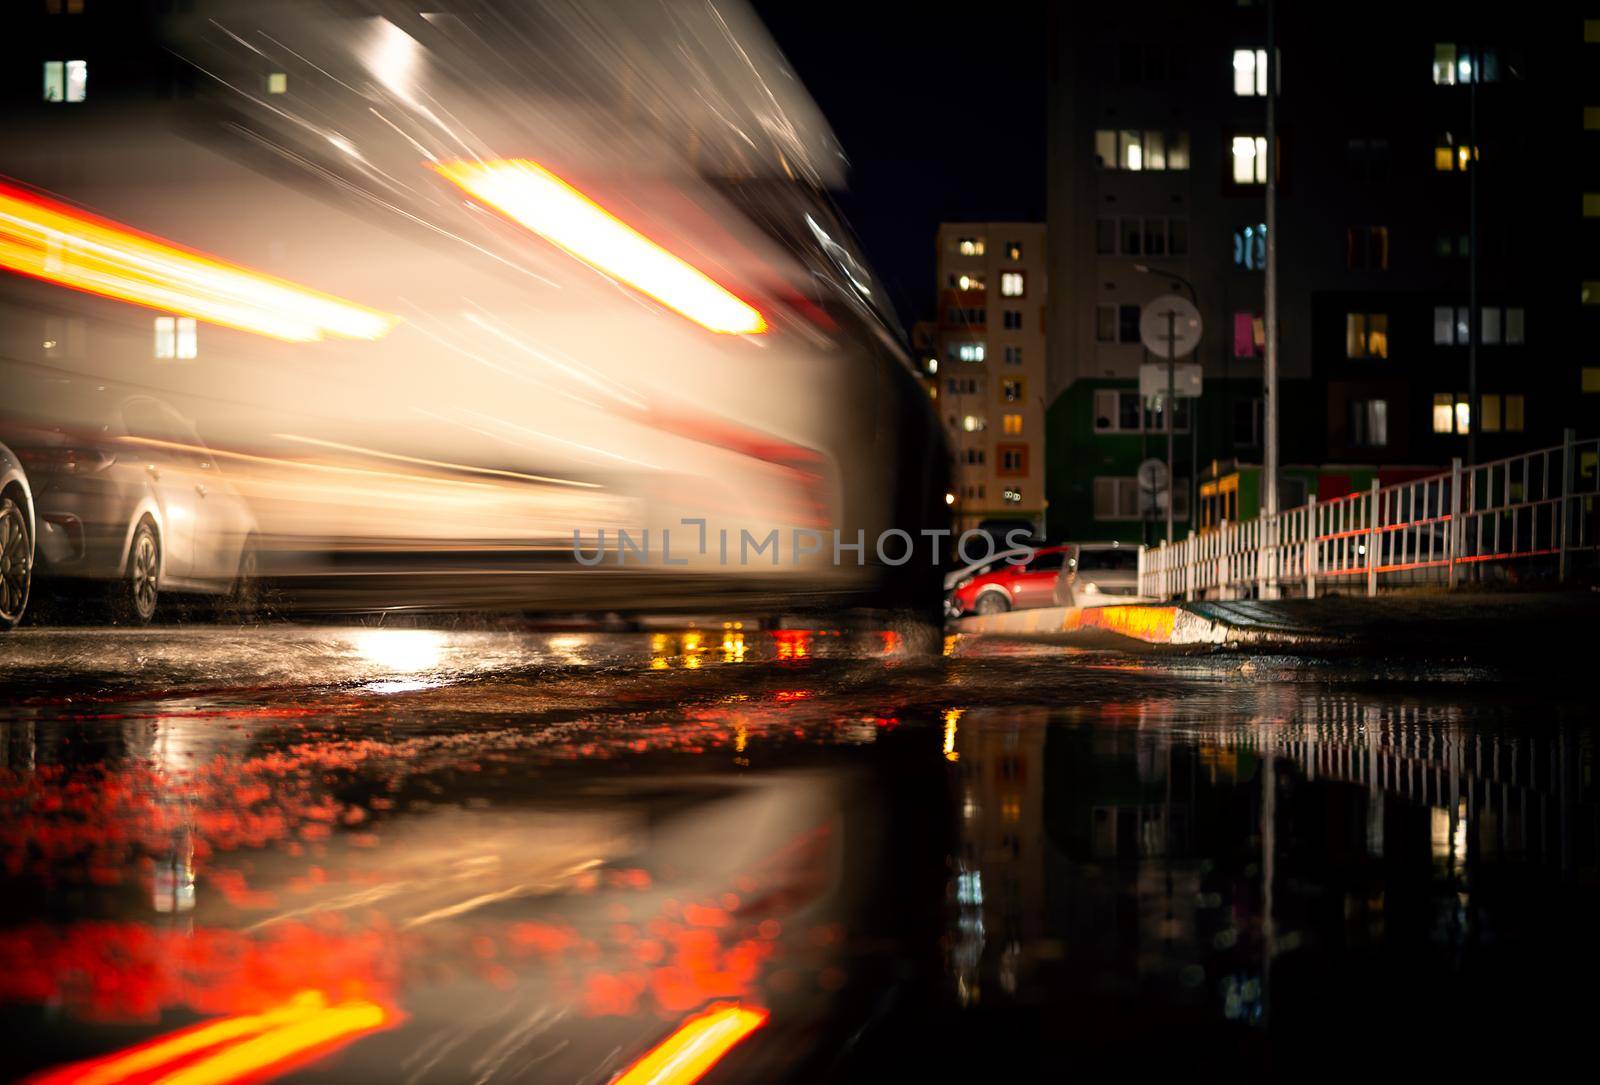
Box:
1078 549 1138 572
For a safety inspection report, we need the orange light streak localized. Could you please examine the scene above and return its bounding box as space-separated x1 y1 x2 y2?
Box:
431 159 767 335
27 990 394 1085
0 181 398 343
613 1003 768 1085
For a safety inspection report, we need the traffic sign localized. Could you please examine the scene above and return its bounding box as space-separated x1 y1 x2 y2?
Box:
1140 361 1202 400
1139 294 1202 358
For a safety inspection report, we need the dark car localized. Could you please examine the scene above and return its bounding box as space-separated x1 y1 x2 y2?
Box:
0 439 34 630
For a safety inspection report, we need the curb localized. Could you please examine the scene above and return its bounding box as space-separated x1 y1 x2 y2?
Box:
953 602 1328 648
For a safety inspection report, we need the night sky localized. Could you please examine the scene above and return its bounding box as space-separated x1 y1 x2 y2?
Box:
752 2 1048 331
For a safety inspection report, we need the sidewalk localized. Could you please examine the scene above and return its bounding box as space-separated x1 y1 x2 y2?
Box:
953 590 1600 659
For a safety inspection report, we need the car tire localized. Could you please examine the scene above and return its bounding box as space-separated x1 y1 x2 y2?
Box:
115 520 160 625
0 496 31 631
974 591 1010 616
220 539 261 621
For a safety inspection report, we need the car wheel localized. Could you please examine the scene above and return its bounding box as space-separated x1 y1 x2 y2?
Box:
221 540 261 621
0 497 31 631
117 520 160 625
974 591 1010 616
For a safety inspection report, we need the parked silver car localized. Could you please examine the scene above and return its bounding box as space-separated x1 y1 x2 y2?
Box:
1067 541 1142 598
4 382 258 623
0 439 34 630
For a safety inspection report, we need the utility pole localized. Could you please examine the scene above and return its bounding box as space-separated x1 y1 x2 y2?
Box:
1166 307 1177 545
1262 0 1280 518
1467 43 1479 466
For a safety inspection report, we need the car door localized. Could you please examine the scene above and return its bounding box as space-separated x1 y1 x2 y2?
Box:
120 398 197 582
164 407 248 585
1013 548 1066 609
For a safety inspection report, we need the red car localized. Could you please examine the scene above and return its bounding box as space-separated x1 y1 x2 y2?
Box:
949 545 1071 616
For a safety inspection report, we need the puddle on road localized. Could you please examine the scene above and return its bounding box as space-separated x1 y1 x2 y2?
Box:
0 631 1596 1080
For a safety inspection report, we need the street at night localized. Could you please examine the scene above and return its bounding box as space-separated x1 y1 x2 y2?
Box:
3 626 1598 1080
5 0 1600 1081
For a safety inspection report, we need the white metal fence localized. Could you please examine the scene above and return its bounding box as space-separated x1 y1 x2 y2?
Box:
1139 431 1600 599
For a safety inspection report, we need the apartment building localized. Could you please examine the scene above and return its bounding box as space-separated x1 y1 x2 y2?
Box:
934 222 1048 534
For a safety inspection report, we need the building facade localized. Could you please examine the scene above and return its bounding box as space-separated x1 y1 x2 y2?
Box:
934 222 1048 533
1046 2 1599 543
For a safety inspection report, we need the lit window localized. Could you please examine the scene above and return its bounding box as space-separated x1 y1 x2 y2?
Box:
1481 394 1502 432
1002 378 1025 402
1345 313 1388 358
1233 224 1266 270
1586 282 1600 305
1434 138 1479 171
1433 393 1456 434
950 272 985 291
1002 488 1022 505
1005 241 1023 261
1094 130 1189 170
956 342 986 363
1231 135 1267 184
1456 399 1471 434
46 1 86 14
1587 194 1600 218
1433 43 1457 85
962 415 986 432
1349 399 1388 447
1505 394 1524 432
154 316 175 359
999 272 1025 297
267 72 288 94
1233 311 1264 357
1506 307 1525 343
957 237 985 256
1002 413 1023 435
1233 48 1266 96
1481 307 1501 345
1584 368 1600 393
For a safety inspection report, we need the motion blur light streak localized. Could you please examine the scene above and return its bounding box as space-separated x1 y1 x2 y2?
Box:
0 182 398 343
430 160 768 335
613 1003 769 1085
273 433 602 489
27 990 392 1085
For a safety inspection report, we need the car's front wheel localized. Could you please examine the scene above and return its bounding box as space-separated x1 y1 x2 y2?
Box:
974 591 1010 616
0 496 31 631
116 520 160 625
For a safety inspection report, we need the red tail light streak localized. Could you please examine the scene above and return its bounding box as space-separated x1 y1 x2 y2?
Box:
27 990 394 1085
613 1003 769 1085
430 159 768 335
0 181 398 343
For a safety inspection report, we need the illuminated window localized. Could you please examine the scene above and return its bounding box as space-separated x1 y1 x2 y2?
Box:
962 414 986 433
1002 413 1023 435
1345 313 1388 358
1348 399 1388 447
1233 311 1264 358
1583 368 1600 393
1003 488 1022 505
1481 394 1502 432
1504 394 1524 431
46 1 86 13
1432 393 1455 434
1434 137 1478 171
1231 135 1267 184
1000 272 1025 297
1233 48 1266 96
1005 241 1023 261
1586 282 1600 305
1094 129 1190 170
1347 226 1389 271
957 237 985 256
1586 193 1600 217
1003 310 1022 330
154 316 198 360
1434 305 1523 345
1233 224 1266 270
267 72 288 94
1002 378 1025 403
955 342 986 363
997 443 1029 476
949 272 985 291
1433 43 1458 84
43 60 87 103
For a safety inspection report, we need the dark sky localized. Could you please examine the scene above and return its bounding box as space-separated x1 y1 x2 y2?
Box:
752 1 1048 330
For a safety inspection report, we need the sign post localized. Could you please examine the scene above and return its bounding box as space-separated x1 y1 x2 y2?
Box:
1139 295 1202 544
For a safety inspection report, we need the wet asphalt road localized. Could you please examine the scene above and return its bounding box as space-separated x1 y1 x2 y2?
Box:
1 624 1598 1082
